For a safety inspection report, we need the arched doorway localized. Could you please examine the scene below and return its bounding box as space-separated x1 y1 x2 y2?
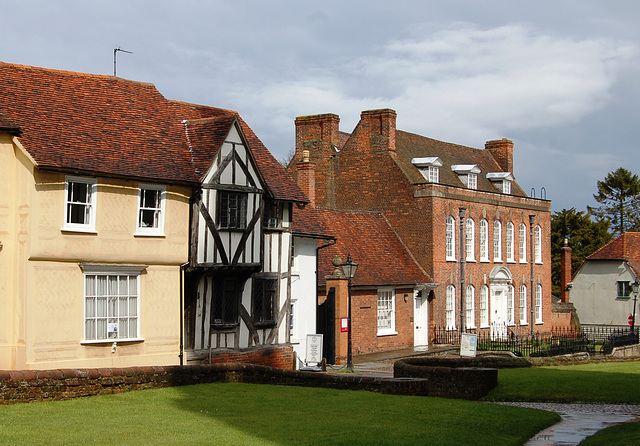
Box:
489 266 512 340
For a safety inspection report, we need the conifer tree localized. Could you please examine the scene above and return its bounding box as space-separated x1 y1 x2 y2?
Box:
588 167 640 235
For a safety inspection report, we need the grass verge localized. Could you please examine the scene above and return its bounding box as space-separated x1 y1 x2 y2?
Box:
0 382 558 445
483 360 640 403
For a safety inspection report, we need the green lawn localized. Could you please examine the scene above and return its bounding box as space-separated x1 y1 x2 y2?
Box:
483 360 640 403
0 382 557 446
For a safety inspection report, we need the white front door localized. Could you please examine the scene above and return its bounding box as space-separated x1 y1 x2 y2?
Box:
491 286 507 340
414 294 428 346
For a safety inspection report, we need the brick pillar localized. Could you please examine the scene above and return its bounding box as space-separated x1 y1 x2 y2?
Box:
325 258 349 365
485 138 514 173
560 238 572 303
295 150 316 206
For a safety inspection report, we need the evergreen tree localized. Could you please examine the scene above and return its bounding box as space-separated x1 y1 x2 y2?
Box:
551 208 611 297
588 167 640 235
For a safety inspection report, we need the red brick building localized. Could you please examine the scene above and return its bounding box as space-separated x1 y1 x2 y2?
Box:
289 109 555 354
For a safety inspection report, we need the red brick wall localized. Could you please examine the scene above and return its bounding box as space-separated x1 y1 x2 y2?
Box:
206 345 294 370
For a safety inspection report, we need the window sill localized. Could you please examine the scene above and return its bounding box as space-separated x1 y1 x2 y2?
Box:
134 232 166 238
446 257 457 262
480 259 491 263
377 330 398 337
81 338 145 345
507 260 516 264
465 258 476 263
480 324 490 329
520 322 529 326
61 227 97 235
519 260 528 264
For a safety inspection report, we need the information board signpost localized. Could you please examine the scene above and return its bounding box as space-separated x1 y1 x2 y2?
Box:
460 333 477 357
306 334 323 365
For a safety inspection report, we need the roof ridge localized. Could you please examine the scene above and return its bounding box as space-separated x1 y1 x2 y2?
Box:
0 60 155 88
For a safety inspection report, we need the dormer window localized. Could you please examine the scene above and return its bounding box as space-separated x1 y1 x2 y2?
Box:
487 172 514 194
451 165 481 189
412 157 443 183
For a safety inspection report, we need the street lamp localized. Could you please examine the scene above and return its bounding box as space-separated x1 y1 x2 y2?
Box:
631 281 639 333
341 254 358 371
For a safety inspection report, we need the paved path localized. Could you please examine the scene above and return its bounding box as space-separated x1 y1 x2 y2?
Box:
501 402 640 445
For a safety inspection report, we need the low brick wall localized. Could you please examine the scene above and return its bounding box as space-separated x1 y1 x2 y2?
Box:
393 355 530 400
206 345 295 369
0 363 428 405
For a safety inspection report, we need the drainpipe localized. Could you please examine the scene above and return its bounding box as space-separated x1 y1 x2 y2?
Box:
459 207 466 337
179 262 189 366
316 238 337 330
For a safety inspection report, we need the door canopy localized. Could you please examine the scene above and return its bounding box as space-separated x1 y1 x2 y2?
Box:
488 266 512 285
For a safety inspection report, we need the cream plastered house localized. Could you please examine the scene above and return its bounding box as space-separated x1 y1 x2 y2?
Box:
0 62 307 370
571 232 640 327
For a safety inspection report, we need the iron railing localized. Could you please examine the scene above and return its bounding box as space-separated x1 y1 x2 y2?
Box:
430 323 639 357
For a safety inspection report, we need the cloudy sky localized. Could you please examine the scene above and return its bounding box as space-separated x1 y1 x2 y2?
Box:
2 1 639 212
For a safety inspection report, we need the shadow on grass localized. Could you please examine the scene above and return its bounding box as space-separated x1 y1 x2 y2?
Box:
169 382 559 446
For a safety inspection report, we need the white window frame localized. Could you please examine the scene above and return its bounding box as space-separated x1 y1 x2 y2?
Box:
519 284 528 325
479 219 489 262
519 223 527 263
63 176 97 233
507 285 515 326
493 220 502 262
81 264 145 343
535 284 543 323
446 285 456 330
465 218 475 261
446 216 456 261
428 165 439 183
506 222 515 262
136 184 166 236
502 180 512 194
534 225 543 264
480 285 489 327
377 288 396 336
466 285 476 329
467 173 478 190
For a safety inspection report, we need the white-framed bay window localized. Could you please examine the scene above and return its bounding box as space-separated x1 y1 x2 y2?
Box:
81 264 146 343
63 176 97 233
377 288 396 336
136 184 166 236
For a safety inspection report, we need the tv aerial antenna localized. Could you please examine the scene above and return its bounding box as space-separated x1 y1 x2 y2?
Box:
113 46 133 77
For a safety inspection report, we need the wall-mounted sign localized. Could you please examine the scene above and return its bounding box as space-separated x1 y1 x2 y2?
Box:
341 317 349 332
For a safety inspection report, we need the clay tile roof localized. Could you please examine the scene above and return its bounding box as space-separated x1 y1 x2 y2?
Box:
316 209 432 287
0 61 308 203
587 232 640 263
393 131 527 197
0 110 20 135
292 205 334 239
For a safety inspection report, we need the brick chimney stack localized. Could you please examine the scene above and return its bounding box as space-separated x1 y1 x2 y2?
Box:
295 150 316 206
360 109 397 153
560 238 572 303
294 113 340 162
485 138 514 173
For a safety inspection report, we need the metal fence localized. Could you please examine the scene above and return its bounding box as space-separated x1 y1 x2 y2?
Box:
431 324 640 357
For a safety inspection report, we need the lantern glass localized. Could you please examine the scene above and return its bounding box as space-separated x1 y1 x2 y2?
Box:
341 255 358 279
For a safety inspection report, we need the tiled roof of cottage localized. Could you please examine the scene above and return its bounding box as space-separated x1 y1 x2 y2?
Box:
315 209 433 287
292 204 334 239
0 62 308 203
0 110 20 135
393 131 527 197
587 232 640 262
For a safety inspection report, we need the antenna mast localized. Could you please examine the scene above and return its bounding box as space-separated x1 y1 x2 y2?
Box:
113 46 133 77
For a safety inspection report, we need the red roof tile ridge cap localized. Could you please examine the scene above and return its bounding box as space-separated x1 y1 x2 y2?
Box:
183 115 238 125
396 129 479 151
0 61 156 88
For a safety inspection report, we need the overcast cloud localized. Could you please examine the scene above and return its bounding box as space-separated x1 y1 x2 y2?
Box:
2 1 640 212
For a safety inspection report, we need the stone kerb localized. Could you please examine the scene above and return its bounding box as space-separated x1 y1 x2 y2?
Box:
393 355 531 400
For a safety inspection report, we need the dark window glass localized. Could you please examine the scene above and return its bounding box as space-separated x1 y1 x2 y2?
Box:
617 281 631 298
212 278 240 326
253 277 277 325
218 192 247 229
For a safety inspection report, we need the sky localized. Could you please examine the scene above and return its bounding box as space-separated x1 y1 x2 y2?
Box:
2 0 640 213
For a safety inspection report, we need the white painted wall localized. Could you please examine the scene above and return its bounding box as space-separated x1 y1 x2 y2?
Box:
571 260 638 326
290 236 319 368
